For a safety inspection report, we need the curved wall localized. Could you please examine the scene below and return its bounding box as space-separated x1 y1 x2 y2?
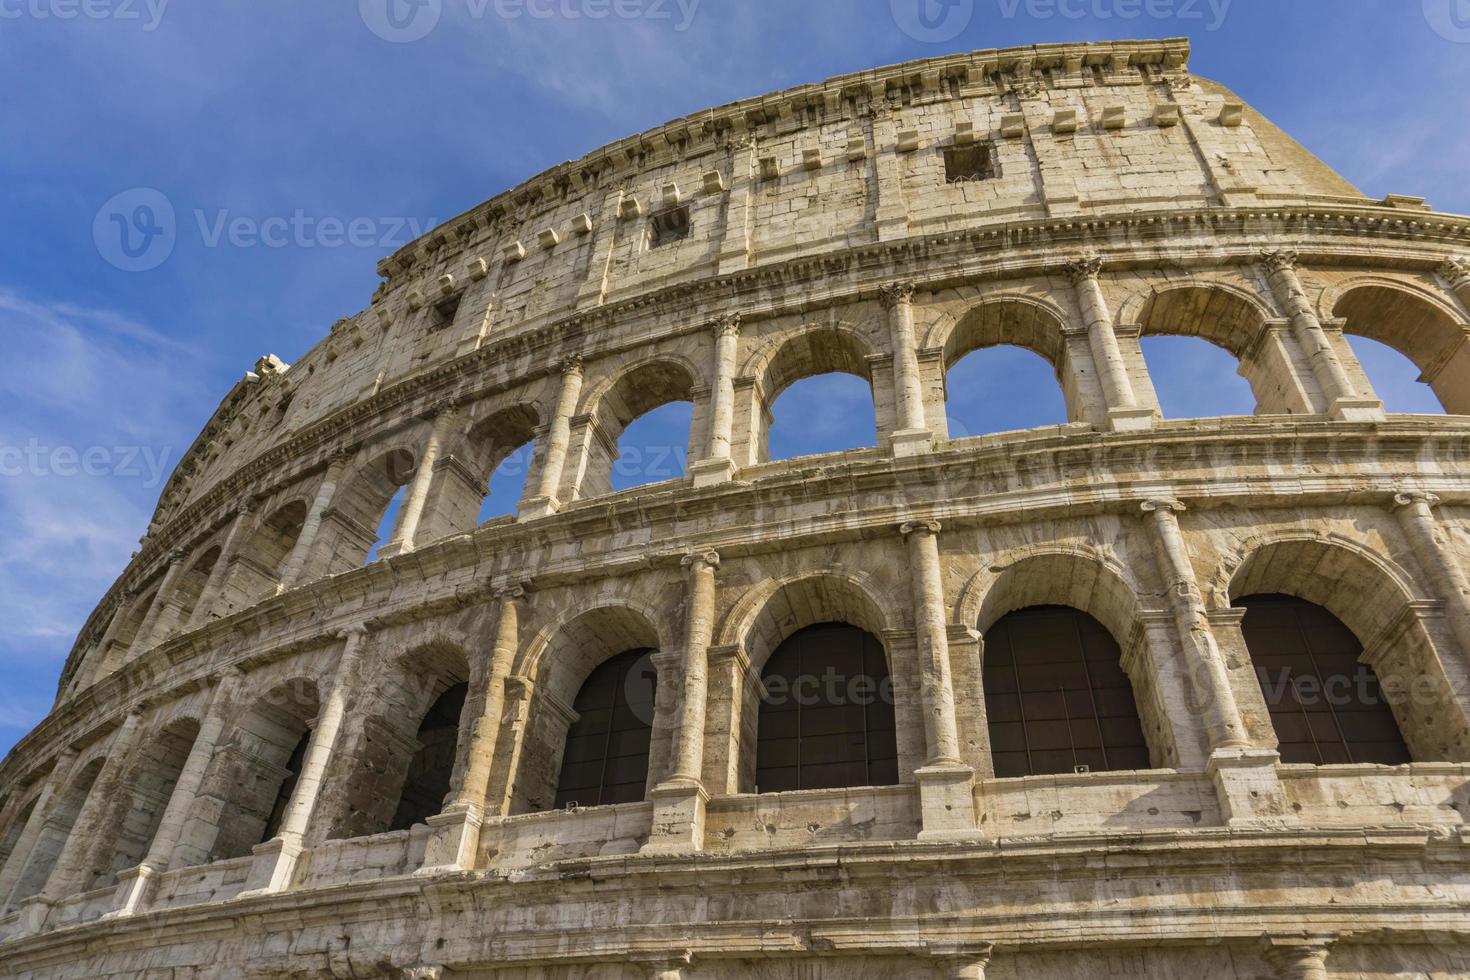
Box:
4 37 1470 980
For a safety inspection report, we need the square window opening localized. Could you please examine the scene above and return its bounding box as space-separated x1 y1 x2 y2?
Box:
944 144 996 183
649 206 692 248
430 293 462 330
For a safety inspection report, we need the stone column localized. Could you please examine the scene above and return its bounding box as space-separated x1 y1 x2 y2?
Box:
31 708 148 914
881 283 935 457
1140 499 1289 824
1263 941 1332 980
241 624 371 896
133 551 189 652
519 357 585 519
644 551 720 854
278 448 356 592
933 949 993 980
1440 256 1470 309
901 520 978 839
642 952 693 980
187 502 259 629
108 669 245 917
1063 256 1155 431
378 406 458 559
1393 492 1470 657
690 315 742 487
0 748 78 910
419 586 526 873
1260 249 1383 421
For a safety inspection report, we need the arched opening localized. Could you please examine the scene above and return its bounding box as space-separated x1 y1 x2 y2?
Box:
554 648 657 808
941 300 1071 438
468 405 540 524
1140 335 1257 419
97 588 159 673
1137 286 1274 417
759 329 878 462
328 448 416 568
190 680 320 865
584 360 695 498
225 501 308 611
1236 594 1411 766
96 719 200 888
983 605 1150 778
1345 335 1444 414
10 759 103 902
0 795 37 873
756 623 897 793
168 548 221 629
326 642 472 840
1334 284 1468 414
510 606 663 814
366 484 408 563
391 683 468 830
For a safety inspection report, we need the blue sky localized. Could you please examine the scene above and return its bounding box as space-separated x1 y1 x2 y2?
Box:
1 0 1466 757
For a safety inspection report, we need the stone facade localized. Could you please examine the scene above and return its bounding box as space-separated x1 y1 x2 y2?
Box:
3 37 1470 979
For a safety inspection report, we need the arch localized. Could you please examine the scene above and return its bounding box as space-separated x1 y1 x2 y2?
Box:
553 647 658 808
1235 593 1412 766
325 640 471 840
509 602 666 814
983 605 1152 778
97 717 202 888
752 325 876 405
9 758 104 903
168 547 221 628
186 679 321 865
0 793 39 875
332 446 418 568
936 297 1075 435
460 403 541 527
1220 534 1469 761
1135 284 1272 415
579 357 697 497
931 295 1070 371
1330 280 1469 413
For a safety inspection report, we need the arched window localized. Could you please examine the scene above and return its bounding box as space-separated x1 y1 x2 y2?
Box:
168 548 221 628
612 401 692 492
10 759 103 902
1334 284 1468 414
1140 335 1256 419
983 606 1150 778
756 623 898 793
466 404 540 525
329 448 415 568
946 345 1067 438
0 796 37 872
366 484 408 563
1237 594 1411 766
100 719 200 887
479 441 535 523
768 375 877 460
554 649 657 808
1345 335 1445 415
390 682 468 831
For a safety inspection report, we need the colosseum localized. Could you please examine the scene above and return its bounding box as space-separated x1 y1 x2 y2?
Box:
3 36 1470 979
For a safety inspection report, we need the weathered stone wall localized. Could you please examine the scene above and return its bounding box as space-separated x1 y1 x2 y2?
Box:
3 36 1470 980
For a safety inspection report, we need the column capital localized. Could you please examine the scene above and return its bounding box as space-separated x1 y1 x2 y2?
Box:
1141 497 1186 515
337 622 371 642
426 402 459 422
327 446 357 466
1393 490 1442 511
1061 254 1103 284
494 582 530 603
681 549 720 571
879 281 917 309
1259 248 1300 274
1438 256 1469 285
900 518 942 537
239 494 265 517
559 354 585 378
166 548 188 565
711 312 743 338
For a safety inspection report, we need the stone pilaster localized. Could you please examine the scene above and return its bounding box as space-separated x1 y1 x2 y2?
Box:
519 357 584 519
378 406 459 558
420 585 527 873
278 448 356 592
1063 256 1155 431
1262 938 1333 980
132 551 190 652
881 282 935 457
901 520 977 839
1440 256 1470 308
1393 491 1470 660
241 623 371 896
1259 249 1383 421
690 315 743 486
187 500 259 629
644 550 720 853
0 749 78 910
